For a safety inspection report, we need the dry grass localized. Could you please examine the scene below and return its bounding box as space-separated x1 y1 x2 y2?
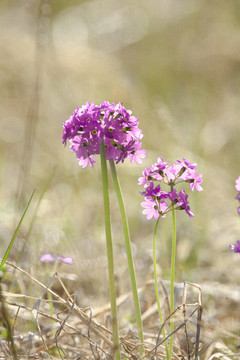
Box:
0 259 239 359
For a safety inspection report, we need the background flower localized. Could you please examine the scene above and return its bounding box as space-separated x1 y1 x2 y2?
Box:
235 176 240 214
40 253 74 264
229 241 240 253
235 176 240 192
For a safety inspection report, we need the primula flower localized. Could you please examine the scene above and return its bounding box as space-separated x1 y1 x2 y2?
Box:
176 190 194 218
153 157 169 173
187 172 203 192
141 198 168 220
234 176 240 214
62 101 146 167
40 253 74 264
229 178 240 253
127 142 146 164
164 164 182 182
141 183 168 199
56 255 74 264
39 253 55 263
138 166 155 186
235 176 240 192
229 241 240 253
139 157 202 220
236 193 240 215
176 157 197 170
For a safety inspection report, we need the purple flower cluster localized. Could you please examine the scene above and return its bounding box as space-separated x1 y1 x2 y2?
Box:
139 157 203 220
62 101 146 168
235 176 240 215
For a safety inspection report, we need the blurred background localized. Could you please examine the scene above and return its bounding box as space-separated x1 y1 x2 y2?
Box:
0 0 239 340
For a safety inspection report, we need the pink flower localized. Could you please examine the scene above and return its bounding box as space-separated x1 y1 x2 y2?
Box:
138 167 154 186
229 241 240 253
177 190 194 218
235 177 240 214
188 172 203 192
39 253 55 263
78 156 96 168
141 198 168 220
56 255 74 264
177 158 197 170
40 253 74 264
126 142 146 164
164 164 182 182
235 176 240 192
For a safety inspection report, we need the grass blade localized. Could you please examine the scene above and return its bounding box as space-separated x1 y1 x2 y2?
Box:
0 189 35 272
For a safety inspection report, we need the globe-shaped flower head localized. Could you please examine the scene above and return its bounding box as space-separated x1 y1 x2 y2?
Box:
62 101 146 168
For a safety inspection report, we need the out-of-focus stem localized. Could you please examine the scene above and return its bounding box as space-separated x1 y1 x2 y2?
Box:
153 217 169 359
169 205 177 358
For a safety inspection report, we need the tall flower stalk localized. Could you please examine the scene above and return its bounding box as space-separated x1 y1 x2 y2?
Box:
169 206 176 357
62 101 146 357
153 217 169 358
110 159 144 355
139 157 203 358
100 141 120 360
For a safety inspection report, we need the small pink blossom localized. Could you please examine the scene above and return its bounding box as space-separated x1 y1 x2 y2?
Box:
188 172 203 192
229 241 240 253
235 177 240 214
128 142 146 164
164 164 182 182
177 158 197 170
56 255 74 264
39 253 55 263
235 176 240 192
141 199 159 220
40 253 74 264
141 198 168 220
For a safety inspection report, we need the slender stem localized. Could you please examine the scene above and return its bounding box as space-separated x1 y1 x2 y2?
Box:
0 189 35 272
100 143 120 360
169 205 177 358
153 217 169 359
109 159 144 356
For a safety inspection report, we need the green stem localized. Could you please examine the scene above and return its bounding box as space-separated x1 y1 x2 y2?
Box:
153 217 169 359
169 205 177 358
100 143 120 360
0 189 35 272
109 159 144 356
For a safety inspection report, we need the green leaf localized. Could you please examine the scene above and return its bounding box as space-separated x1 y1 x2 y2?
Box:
0 190 35 272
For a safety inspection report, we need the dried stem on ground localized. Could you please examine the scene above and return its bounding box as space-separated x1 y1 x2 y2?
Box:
0 260 239 359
